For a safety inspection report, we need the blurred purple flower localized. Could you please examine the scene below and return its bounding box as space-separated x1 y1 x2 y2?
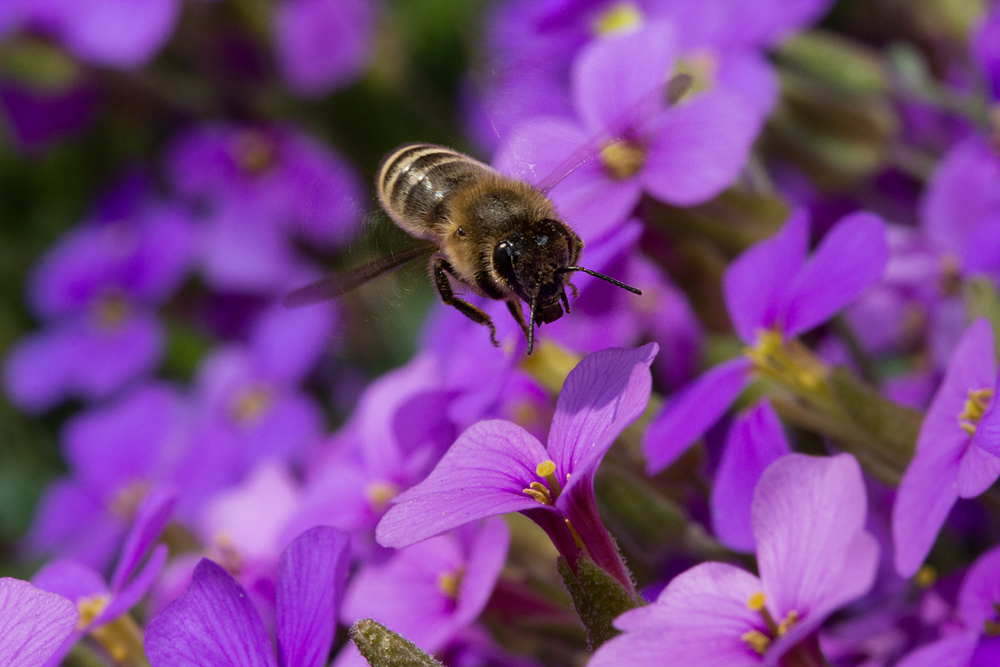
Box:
32 486 176 666
337 519 510 667
892 318 1000 578
590 453 878 667
144 526 350 667
973 5 1000 102
642 209 888 473
0 578 77 667
166 123 365 293
896 544 1000 667
377 344 657 591
274 0 376 97
0 82 97 152
2 180 195 412
26 382 189 569
495 22 760 243
710 399 790 553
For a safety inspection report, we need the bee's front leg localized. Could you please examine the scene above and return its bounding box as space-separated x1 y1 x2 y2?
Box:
433 258 499 347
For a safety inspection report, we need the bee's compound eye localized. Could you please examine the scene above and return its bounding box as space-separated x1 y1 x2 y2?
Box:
493 241 517 284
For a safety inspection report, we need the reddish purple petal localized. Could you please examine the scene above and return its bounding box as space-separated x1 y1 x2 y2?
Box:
722 210 808 343
250 303 335 384
49 0 179 68
276 527 351 667
895 632 979 667
145 559 278 667
957 441 1000 499
549 344 657 500
780 211 889 337
0 578 78 667
571 22 676 133
32 559 107 603
642 89 760 206
710 400 790 553
2 326 78 413
376 420 551 548
274 0 375 97
101 545 168 622
109 485 177 592
453 518 510 629
958 544 1000 629
754 454 877 625
642 357 752 473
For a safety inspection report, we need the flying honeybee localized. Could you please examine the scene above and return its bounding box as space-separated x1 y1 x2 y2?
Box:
284 74 693 355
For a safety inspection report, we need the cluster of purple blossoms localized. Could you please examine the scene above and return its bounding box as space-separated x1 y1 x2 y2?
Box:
4 1 1000 667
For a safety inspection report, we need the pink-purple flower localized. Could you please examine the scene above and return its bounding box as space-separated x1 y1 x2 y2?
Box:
0 578 77 667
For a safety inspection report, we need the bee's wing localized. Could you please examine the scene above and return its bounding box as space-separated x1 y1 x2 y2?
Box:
534 73 693 195
283 241 438 308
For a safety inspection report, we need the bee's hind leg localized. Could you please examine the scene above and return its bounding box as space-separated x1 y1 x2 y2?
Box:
433 258 499 347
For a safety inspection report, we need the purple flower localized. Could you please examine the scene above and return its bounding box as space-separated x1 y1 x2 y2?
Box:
0 81 97 153
274 0 376 97
895 544 1000 667
26 382 189 569
166 123 365 293
892 318 1000 578
643 209 889 473
376 344 657 590
0 578 77 667
973 5 1000 102
337 519 510 666
2 181 195 412
710 399 790 553
144 526 350 667
589 453 878 667
32 486 176 666
494 23 760 243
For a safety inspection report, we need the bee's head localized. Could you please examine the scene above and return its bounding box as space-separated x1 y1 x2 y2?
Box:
492 219 642 354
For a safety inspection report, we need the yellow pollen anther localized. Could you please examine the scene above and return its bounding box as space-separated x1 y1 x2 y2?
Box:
230 385 274 425
94 293 130 330
523 481 553 505
437 566 464 599
959 388 993 436
673 52 717 97
600 141 646 180
593 2 644 35
915 565 937 588
745 330 830 395
366 481 400 510
536 460 556 477
776 609 799 636
109 481 150 519
77 595 110 629
234 130 277 175
747 591 767 611
565 518 586 550
742 629 771 655
535 459 563 499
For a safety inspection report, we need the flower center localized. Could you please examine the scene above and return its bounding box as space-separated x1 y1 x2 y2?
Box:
592 2 644 36
745 330 829 395
940 253 963 295
233 130 277 176
673 51 717 98
212 533 244 574
601 140 646 180
94 292 130 330
984 602 1000 636
230 385 274 425
741 592 800 656
77 594 110 630
109 480 150 519
522 459 564 505
366 481 400 511
437 565 465 600
959 388 993 435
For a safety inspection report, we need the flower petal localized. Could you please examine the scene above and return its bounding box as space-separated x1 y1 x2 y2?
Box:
549 344 657 499
780 211 889 338
109 485 177 591
453 518 510 629
144 559 278 667
0 578 78 667
710 400 790 553
754 454 877 621
276 527 351 667
958 544 1000 629
722 210 807 343
894 632 979 667
376 421 551 548
642 357 752 473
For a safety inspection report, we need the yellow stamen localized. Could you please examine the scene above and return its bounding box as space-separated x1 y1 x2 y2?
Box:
234 130 276 175
593 2 644 35
600 141 646 180
437 566 464 599
89 613 147 665
536 459 563 500
213 533 244 575
742 629 771 655
742 592 799 654
673 52 717 98
747 591 767 611
745 330 830 396
109 481 149 520
565 518 586 551
523 481 553 505
230 385 273 425
915 565 937 588
94 293 130 330
959 388 993 436
366 481 400 511
77 595 110 630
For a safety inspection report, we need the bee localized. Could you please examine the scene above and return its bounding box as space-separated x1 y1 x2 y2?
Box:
285 75 692 355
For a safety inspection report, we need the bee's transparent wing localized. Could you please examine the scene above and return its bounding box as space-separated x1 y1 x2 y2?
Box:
534 73 693 195
283 242 437 308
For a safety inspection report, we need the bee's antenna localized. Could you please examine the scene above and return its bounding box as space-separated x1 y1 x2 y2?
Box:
558 266 643 295
527 289 539 356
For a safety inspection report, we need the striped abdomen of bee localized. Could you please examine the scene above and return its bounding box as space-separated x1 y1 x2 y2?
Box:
376 143 496 240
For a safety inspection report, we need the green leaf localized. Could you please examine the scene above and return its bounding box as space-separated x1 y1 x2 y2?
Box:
351 619 444 667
